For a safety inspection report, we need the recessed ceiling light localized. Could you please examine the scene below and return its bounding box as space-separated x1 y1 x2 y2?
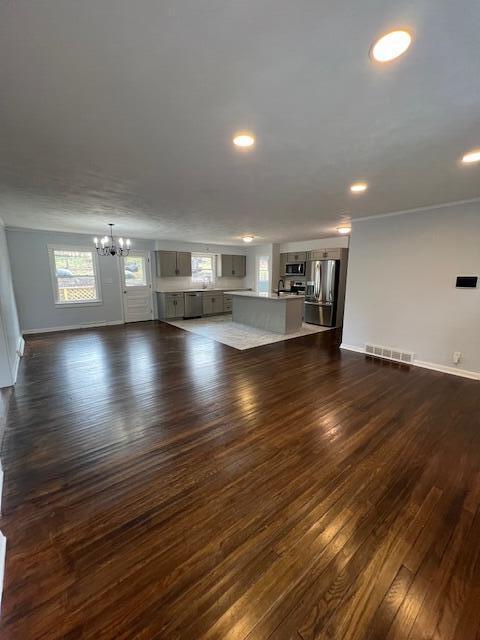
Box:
371 30 412 63
350 182 368 193
242 235 254 243
461 149 480 164
337 225 351 235
233 132 255 148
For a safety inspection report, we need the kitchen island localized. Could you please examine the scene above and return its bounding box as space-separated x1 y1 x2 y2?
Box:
226 291 304 334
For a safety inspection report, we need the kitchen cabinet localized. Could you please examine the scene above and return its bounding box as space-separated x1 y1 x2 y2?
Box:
307 249 342 261
176 252 192 277
157 292 184 319
156 251 192 277
157 289 249 319
220 254 233 276
156 251 177 277
223 294 233 312
280 253 288 275
220 254 246 277
233 254 246 277
203 292 223 315
287 251 307 262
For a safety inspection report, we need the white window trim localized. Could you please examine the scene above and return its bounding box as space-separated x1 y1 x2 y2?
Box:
256 254 270 293
47 245 103 307
191 252 217 286
121 251 150 289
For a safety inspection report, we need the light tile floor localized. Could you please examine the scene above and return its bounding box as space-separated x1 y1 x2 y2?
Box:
166 315 330 350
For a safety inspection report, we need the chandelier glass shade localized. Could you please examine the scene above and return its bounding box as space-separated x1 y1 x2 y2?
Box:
94 223 131 257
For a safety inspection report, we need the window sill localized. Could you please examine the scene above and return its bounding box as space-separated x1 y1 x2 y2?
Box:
54 301 103 308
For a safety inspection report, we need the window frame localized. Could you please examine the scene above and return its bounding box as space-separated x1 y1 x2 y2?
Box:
190 252 217 286
256 254 270 293
48 245 103 307
122 252 149 289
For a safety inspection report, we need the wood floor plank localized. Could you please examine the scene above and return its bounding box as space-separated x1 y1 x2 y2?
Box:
0 322 478 639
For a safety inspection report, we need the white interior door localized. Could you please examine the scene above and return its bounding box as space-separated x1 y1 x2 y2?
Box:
121 252 153 322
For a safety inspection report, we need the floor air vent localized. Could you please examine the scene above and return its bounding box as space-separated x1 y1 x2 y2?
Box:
365 343 414 364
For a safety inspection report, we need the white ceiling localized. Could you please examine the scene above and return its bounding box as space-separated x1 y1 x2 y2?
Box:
0 0 479 244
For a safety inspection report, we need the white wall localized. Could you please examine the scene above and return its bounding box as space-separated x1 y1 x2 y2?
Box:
342 202 480 377
155 240 248 291
0 223 22 387
7 228 155 332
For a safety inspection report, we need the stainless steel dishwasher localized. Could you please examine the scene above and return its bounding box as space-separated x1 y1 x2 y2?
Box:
184 291 203 318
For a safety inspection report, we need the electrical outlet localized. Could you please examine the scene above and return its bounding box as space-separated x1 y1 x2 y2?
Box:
453 351 462 365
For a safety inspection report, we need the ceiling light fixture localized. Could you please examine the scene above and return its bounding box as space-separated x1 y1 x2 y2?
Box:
242 235 254 243
233 132 255 148
94 223 131 257
337 225 352 235
461 149 480 164
371 30 412 63
350 182 368 193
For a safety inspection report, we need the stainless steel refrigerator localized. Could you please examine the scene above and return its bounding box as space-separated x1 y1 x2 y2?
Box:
304 259 338 326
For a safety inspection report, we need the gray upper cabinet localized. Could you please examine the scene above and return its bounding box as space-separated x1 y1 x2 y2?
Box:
220 254 233 276
176 252 192 277
308 249 342 261
280 253 288 275
287 251 307 262
220 254 246 277
156 250 192 277
232 254 246 277
156 251 177 277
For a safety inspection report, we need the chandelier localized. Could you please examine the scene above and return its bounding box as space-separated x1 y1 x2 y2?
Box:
94 223 131 257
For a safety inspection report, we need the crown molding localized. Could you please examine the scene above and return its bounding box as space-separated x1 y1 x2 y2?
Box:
353 196 480 224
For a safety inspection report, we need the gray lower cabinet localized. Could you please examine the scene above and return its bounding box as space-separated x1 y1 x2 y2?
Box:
220 254 246 277
157 292 185 319
156 251 192 277
158 290 242 319
203 292 223 315
223 294 233 312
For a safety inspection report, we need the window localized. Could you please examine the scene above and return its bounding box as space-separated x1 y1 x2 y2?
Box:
49 247 101 305
123 254 147 287
257 255 270 293
191 253 216 285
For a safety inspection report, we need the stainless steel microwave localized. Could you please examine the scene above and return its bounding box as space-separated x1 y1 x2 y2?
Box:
285 262 305 276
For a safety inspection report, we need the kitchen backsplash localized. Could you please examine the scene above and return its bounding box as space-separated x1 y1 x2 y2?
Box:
155 276 247 292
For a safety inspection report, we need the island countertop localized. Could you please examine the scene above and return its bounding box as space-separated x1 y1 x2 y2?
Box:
225 291 305 302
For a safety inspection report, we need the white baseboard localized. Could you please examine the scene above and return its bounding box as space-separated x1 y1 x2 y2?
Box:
11 336 25 384
340 343 365 355
0 531 5 611
412 360 480 380
17 336 25 357
340 343 480 381
22 320 124 335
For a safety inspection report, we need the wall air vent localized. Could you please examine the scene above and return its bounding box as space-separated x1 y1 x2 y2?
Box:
364 343 414 365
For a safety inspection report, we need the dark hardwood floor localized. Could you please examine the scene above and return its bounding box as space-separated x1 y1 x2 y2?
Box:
0 321 479 639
